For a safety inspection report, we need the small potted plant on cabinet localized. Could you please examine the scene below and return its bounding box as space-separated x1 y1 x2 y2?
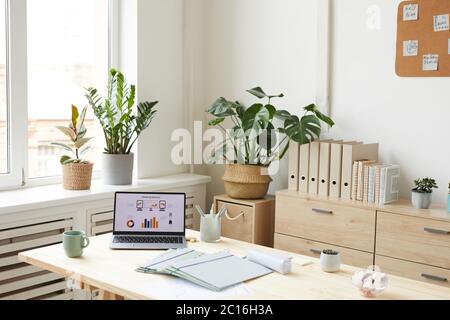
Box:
85 69 159 185
51 105 93 191
207 87 334 199
411 178 438 209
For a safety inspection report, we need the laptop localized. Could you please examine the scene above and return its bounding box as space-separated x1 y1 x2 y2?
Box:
110 192 187 250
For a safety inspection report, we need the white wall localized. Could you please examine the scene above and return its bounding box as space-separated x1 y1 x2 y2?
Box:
189 0 319 204
329 0 450 203
119 0 189 179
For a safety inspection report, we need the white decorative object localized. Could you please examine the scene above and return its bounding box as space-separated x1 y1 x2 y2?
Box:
352 266 389 298
320 250 341 273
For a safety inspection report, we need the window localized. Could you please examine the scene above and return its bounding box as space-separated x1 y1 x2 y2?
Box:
0 0 7 175
27 0 109 179
0 0 114 189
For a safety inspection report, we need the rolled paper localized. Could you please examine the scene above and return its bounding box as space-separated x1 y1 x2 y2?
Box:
247 250 292 275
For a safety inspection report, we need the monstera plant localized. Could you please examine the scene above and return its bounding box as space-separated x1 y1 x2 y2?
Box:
85 69 159 185
207 87 334 199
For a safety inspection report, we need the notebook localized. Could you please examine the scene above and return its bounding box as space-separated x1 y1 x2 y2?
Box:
138 249 272 291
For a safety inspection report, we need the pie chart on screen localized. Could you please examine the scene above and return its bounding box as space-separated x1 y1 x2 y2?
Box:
127 220 135 228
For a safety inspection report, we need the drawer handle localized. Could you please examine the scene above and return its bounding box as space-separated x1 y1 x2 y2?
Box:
312 208 333 215
310 249 322 255
424 227 450 235
421 273 448 282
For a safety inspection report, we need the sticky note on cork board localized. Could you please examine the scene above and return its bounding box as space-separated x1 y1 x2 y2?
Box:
396 0 450 77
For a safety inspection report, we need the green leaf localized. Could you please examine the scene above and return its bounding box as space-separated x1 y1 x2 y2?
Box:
55 126 76 141
71 105 79 130
208 118 225 126
268 93 285 99
265 104 277 120
60 155 72 165
247 87 267 99
207 98 236 117
275 110 291 119
304 104 335 127
284 114 322 145
242 104 270 140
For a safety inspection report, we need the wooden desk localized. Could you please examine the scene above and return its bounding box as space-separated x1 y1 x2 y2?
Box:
18 230 450 300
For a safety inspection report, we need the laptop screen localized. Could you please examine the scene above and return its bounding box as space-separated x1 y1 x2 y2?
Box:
113 192 186 235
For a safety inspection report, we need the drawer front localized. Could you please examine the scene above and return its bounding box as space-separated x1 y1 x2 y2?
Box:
274 233 374 268
377 212 450 269
275 195 376 252
217 201 254 243
376 255 450 289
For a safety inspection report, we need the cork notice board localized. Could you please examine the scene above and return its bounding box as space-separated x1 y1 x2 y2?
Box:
396 0 450 77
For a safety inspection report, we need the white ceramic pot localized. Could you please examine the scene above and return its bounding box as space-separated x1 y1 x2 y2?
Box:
411 191 432 209
102 153 134 185
320 250 341 273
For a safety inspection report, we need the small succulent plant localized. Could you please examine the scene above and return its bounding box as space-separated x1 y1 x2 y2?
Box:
51 105 92 165
412 178 438 194
322 249 339 256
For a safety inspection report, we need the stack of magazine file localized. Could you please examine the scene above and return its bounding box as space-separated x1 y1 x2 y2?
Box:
136 249 273 291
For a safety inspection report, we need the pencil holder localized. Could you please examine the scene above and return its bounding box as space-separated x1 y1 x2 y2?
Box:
200 215 221 243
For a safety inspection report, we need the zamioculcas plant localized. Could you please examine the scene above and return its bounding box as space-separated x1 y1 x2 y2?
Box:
85 68 159 185
85 68 159 155
51 105 92 165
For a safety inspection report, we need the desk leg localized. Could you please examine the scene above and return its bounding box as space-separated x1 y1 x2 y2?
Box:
81 283 124 300
99 290 125 300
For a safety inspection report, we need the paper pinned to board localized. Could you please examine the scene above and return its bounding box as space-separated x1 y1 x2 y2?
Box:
403 40 419 56
448 39 450 55
434 14 450 32
403 3 419 21
423 54 439 71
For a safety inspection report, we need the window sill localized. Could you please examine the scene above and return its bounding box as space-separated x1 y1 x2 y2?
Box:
0 173 211 216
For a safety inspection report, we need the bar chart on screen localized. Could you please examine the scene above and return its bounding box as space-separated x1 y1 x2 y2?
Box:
142 218 160 229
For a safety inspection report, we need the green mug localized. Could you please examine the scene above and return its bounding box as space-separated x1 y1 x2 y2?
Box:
63 231 90 258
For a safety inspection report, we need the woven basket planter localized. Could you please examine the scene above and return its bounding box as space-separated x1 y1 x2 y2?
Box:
222 164 272 200
62 163 94 191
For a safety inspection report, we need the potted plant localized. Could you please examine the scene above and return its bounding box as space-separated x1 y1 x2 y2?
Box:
320 249 341 273
51 105 93 191
85 69 159 185
411 178 438 209
207 87 334 199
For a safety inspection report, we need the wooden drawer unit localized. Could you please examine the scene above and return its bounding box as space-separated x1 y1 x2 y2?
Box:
376 212 450 269
376 255 450 288
274 234 374 268
276 195 376 252
214 195 275 247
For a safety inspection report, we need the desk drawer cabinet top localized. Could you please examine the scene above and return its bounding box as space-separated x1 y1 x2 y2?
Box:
275 195 376 252
376 212 450 269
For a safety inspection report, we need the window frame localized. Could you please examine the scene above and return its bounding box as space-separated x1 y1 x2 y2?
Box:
0 0 117 190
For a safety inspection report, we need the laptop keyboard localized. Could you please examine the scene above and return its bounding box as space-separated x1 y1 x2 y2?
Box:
113 236 183 244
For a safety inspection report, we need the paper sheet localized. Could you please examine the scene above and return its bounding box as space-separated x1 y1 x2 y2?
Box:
403 40 419 56
423 54 439 71
141 278 253 300
434 14 449 32
403 4 419 21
